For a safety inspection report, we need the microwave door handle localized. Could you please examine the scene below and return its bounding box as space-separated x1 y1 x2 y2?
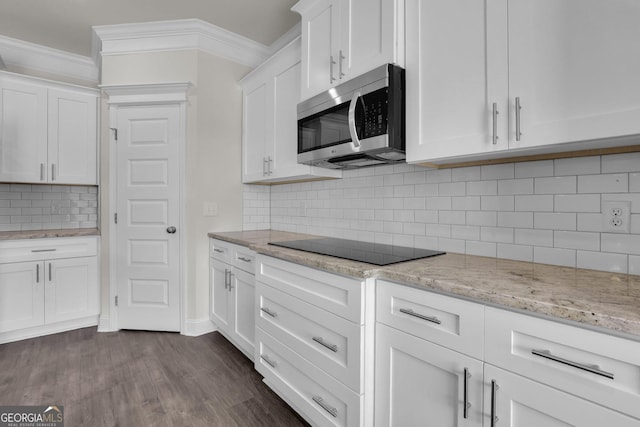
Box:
348 91 362 148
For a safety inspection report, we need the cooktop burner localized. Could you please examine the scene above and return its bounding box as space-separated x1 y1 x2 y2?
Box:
269 237 445 266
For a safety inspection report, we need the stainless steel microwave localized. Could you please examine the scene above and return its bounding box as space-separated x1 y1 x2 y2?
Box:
297 64 405 169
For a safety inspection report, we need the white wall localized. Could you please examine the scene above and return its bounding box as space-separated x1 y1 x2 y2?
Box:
100 49 249 323
245 153 640 275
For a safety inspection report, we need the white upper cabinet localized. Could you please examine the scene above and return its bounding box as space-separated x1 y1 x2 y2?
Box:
241 37 340 184
407 0 640 165
0 71 98 185
293 0 405 100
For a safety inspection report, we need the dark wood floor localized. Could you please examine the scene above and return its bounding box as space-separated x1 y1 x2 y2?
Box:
0 328 310 426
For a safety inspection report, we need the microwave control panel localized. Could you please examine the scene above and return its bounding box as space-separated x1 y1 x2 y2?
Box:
361 88 388 138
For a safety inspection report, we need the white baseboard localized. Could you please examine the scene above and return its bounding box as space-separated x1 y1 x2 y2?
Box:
183 318 216 337
97 315 116 332
0 316 99 344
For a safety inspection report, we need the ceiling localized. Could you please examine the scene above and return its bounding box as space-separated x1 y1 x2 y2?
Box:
0 0 300 57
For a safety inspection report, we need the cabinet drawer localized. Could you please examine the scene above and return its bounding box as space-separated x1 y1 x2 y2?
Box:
485 307 640 419
257 282 363 392
0 236 98 263
376 280 484 360
209 238 233 262
257 255 364 323
256 328 362 427
233 245 255 274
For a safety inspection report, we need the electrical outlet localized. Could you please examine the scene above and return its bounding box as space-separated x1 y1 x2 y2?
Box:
602 201 631 233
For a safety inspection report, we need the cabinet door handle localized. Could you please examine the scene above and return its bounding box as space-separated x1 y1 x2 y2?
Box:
531 349 614 379
263 157 268 176
463 367 471 419
260 354 277 368
260 307 277 318
51 164 56 181
227 272 234 291
40 163 45 181
267 156 273 175
36 264 40 283
338 50 345 78
312 336 338 353
330 55 337 83
490 380 499 427
224 269 229 289
312 396 338 418
492 102 499 145
515 97 522 141
399 308 442 325
49 262 52 282
237 257 252 263
213 248 224 254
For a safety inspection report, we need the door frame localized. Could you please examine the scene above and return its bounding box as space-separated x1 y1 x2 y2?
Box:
102 82 191 333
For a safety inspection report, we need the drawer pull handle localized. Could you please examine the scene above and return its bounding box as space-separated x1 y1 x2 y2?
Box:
213 248 225 253
399 308 442 325
31 249 57 253
531 349 614 380
463 367 470 419
260 354 277 368
260 307 277 318
312 336 338 353
312 396 338 418
237 257 252 263
490 379 499 427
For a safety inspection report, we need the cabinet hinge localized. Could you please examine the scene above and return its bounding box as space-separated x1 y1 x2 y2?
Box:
110 127 118 141
114 213 118 224
115 296 118 306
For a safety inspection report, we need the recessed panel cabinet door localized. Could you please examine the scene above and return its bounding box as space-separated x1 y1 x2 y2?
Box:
231 267 255 357
0 262 44 332
44 257 98 324
375 323 483 426
210 258 230 332
484 365 640 427
406 0 509 163
242 82 268 182
0 79 47 182
507 0 640 149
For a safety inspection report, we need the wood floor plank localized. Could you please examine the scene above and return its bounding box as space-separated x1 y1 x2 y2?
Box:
0 328 309 426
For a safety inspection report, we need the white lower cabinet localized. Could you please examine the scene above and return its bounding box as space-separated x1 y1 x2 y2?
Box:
0 236 99 343
209 238 256 359
375 323 483 426
255 254 372 427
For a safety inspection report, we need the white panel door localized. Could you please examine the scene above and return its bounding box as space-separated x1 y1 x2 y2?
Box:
48 88 98 184
0 79 47 182
45 257 98 324
484 365 640 426
507 0 640 149
116 105 181 331
0 261 44 332
375 323 483 427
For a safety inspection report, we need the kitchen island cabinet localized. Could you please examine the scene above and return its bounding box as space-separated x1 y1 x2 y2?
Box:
0 71 98 184
406 0 640 166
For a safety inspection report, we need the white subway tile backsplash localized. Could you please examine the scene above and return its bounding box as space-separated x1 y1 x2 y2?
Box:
601 152 640 173
554 231 600 251
578 174 628 193
534 247 576 268
555 156 600 176
554 194 600 213
535 176 577 194
577 251 628 274
535 213 576 230
247 154 640 275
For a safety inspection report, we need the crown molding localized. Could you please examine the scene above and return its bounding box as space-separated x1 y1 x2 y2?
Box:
93 19 272 68
0 35 98 83
267 22 301 56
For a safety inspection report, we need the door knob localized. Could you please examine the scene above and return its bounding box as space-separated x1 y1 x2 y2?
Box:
166 226 177 234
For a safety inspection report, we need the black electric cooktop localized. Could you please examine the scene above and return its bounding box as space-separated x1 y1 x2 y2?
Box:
269 237 445 266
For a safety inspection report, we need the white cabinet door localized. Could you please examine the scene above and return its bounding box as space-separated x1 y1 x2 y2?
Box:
298 0 341 100
406 0 508 163
44 257 98 324
242 82 268 182
506 0 640 150
210 258 230 332
0 79 48 183
0 261 44 332
484 365 640 427
230 267 255 358
375 323 483 427
48 88 98 184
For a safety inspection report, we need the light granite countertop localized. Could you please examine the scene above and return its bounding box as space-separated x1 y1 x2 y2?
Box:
0 228 100 240
209 230 640 339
